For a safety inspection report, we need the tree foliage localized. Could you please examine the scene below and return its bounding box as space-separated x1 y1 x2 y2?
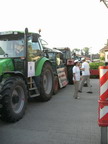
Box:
82 47 90 56
100 56 105 61
72 48 80 54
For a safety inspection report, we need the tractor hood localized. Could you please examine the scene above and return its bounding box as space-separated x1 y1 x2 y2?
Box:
0 59 14 75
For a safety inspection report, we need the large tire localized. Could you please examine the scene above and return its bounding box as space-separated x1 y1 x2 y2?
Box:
67 65 74 84
0 77 27 122
40 62 54 101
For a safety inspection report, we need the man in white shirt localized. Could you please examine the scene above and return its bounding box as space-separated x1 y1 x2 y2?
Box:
73 60 80 99
79 58 92 93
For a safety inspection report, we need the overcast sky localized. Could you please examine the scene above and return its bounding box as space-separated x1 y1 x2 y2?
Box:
0 0 108 54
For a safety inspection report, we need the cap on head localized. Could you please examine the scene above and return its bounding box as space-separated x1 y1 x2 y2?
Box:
81 57 85 61
74 60 79 63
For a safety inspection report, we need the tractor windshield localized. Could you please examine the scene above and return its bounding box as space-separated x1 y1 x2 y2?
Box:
0 39 24 58
48 53 56 61
62 50 72 60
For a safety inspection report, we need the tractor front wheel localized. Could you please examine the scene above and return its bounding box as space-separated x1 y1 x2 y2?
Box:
0 77 27 122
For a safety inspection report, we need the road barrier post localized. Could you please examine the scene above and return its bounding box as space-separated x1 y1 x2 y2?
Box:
98 66 108 144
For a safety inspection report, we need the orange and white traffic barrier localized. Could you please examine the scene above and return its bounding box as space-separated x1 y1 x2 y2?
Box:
98 66 108 126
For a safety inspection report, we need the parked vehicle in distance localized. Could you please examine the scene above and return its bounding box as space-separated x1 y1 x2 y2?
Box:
43 46 68 94
53 47 74 84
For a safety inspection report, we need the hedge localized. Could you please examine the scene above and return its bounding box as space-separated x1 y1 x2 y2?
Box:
89 62 105 78
89 62 105 69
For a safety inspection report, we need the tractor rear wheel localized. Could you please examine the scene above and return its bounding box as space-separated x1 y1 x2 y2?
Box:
0 77 27 122
40 62 54 101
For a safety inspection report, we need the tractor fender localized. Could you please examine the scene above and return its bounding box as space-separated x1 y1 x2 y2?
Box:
1 71 27 84
35 57 52 76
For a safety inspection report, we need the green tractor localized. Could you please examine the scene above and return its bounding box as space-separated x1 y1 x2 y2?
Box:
43 47 68 94
0 28 54 122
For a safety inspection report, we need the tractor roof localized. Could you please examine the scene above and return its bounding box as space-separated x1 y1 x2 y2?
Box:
44 47 62 54
0 31 40 39
0 31 24 35
53 47 71 51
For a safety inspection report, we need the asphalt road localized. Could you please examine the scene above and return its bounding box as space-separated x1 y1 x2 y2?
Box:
0 79 101 144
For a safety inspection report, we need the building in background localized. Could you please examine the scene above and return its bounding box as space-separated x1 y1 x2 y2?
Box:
100 40 108 62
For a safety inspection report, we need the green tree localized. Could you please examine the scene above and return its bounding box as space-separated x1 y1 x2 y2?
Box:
81 49 84 55
82 47 90 56
100 56 105 61
72 48 80 54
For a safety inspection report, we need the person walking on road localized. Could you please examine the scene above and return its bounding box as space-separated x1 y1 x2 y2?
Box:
73 60 80 99
79 57 92 93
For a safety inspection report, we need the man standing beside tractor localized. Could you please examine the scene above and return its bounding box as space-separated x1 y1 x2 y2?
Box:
73 60 80 99
79 57 92 94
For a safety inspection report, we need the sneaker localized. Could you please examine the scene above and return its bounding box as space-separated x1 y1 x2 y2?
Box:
78 90 82 93
87 91 93 94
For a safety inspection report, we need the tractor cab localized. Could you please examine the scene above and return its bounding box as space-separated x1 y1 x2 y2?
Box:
0 31 45 76
43 47 64 70
0 31 43 58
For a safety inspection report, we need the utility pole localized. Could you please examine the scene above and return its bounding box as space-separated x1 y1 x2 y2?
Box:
100 0 108 8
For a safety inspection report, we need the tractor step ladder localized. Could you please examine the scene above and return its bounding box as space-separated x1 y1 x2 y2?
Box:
28 77 40 98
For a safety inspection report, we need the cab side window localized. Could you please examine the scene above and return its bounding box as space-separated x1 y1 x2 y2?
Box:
28 40 42 61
